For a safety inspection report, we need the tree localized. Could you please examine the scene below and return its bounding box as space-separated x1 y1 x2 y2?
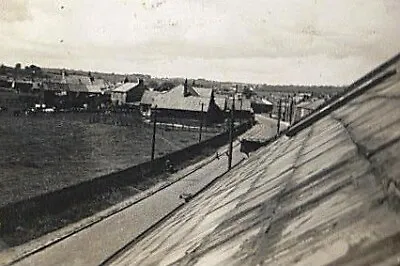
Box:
243 86 253 99
147 79 159 89
15 63 21 70
156 81 175 92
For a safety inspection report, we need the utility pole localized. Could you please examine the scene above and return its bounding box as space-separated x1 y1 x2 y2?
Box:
277 99 282 136
228 95 235 170
239 98 243 124
284 97 288 122
151 106 157 161
198 103 204 143
289 97 294 125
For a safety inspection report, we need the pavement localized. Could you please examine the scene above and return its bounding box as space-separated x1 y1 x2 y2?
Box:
0 115 279 266
103 57 400 266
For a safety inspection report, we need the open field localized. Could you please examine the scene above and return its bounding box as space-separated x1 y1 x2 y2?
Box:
0 113 218 207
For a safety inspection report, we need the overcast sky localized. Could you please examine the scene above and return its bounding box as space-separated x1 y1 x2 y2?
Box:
0 0 399 84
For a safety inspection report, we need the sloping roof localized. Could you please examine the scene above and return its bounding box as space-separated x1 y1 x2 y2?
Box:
109 54 400 265
140 90 161 105
43 77 106 93
194 87 212 98
151 85 212 112
214 96 227 111
112 81 140 93
214 96 252 112
68 83 88 92
261 98 273 105
227 97 252 112
43 82 69 91
296 98 325 110
86 84 103 93
64 75 92 85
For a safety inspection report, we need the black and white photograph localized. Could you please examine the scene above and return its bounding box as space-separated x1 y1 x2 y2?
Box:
0 0 399 265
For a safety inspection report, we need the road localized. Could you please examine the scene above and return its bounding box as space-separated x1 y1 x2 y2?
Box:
2 116 279 266
6 147 244 266
241 114 289 141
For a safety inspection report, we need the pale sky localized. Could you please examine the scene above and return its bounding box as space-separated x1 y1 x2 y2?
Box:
0 0 399 85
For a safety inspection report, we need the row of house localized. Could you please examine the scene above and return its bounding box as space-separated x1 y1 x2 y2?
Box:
0 79 43 111
1 72 275 126
139 80 257 126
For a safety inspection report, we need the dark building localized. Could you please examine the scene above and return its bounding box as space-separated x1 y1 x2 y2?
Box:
42 74 109 110
214 95 254 121
146 80 224 126
111 79 146 106
251 98 273 114
293 99 325 122
140 90 161 118
0 87 41 112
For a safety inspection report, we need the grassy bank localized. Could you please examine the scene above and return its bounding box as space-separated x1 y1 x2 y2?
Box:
0 113 218 207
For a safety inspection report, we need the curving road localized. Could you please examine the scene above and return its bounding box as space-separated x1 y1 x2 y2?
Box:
2 116 280 266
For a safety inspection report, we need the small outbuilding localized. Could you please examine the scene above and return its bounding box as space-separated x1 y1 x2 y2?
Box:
111 79 146 106
251 98 273 114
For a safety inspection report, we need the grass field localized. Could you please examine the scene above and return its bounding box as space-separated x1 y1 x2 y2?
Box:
0 113 218 207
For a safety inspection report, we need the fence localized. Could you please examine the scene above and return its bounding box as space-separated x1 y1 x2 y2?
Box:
0 121 253 234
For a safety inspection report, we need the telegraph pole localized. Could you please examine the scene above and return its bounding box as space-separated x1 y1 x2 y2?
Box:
198 103 204 143
228 95 235 170
239 98 243 124
151 106 157 161
289 97 294 125
284 97 288 123
277 99 282 135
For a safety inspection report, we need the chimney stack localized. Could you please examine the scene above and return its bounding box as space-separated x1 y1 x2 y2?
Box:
184 78 188 97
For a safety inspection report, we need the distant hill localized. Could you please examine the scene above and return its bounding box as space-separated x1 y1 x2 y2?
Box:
256 84 346 95
2 63 346 95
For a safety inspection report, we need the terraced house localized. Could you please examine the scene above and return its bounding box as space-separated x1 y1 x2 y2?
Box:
145 80 225 126
42 72 109 109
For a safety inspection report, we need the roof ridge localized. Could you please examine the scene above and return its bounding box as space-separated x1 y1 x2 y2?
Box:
286 53 399 137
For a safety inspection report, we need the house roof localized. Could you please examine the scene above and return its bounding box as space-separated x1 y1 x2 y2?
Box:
108 54 400 265
43 82 69 91
43 77 107 93
140 90 160 105
214 96 227 111
227 97 252 112
63 75 91 85
68 83 88 93
215 96 252 112
193 87 213 98
261 98 273 105
86 84 104 93
112 81 140 93
151 85 212 112
296 98 325 110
